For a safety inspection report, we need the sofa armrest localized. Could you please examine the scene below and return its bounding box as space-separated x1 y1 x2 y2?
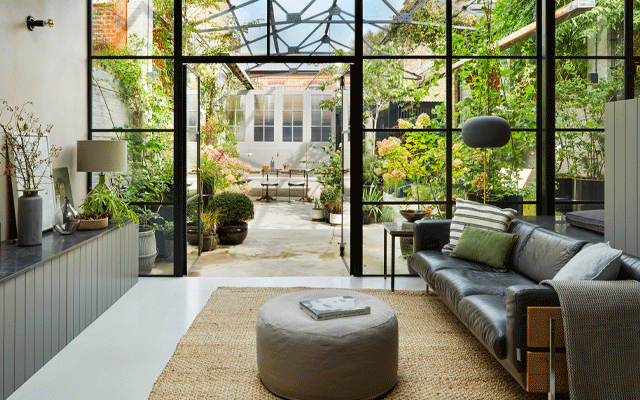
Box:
413 219 451 253
506 285 560 372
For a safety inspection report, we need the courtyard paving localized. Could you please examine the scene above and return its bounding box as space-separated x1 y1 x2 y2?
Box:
188 197 413 277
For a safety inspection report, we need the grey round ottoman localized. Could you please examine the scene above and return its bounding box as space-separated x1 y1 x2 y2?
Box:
256 289 398 400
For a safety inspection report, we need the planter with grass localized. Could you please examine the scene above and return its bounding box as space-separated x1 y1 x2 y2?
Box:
310 197 325 221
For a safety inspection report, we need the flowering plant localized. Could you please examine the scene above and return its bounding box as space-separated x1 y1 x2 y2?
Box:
0 101 61 191
200 144 251 194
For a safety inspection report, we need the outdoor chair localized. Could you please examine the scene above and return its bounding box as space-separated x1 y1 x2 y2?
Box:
287 169 307 202
259 168 279 202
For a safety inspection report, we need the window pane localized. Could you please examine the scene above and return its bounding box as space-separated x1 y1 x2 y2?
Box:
312 111 322 125
255 110 264 126
265 111 275 126
293 127 303 142
91 59 174 129
92 0 174 56
454 58 537 129
322 127 332 142
283 127 292 142
283 111 293 126
293 111 303 125
311 127 322 142
265 127 274 142
254 127 263 142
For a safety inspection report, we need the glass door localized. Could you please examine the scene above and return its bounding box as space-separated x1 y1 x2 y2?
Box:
340 67 351 272
186 65 202 273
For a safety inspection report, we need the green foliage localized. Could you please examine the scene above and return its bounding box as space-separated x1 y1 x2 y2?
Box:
308 135 343 188
320 186 342 214
362 187 383 219
162 221 174 239
80 187 137 227
209 191 255 224
379 206 396 223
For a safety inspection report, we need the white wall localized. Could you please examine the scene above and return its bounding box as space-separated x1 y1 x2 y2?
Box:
0 0 88 240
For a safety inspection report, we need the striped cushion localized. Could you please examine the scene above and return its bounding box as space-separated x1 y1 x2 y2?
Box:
442 199 517 253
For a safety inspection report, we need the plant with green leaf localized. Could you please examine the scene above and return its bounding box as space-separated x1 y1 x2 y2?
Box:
209 191 255 225
320 186 342 214
80 186 137 227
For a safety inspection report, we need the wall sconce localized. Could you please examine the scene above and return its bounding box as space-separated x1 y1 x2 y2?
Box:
26 16 54 31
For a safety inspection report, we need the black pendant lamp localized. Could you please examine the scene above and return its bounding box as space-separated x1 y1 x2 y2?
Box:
461 116 511 148
461 116 511 203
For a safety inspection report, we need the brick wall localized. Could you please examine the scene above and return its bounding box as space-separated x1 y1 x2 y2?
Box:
93 0 128 51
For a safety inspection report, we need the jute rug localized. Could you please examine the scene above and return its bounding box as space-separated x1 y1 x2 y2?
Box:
149 287 543 399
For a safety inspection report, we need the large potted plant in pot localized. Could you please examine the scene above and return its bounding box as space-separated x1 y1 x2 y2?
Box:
79 186 137 230
210 191 255 245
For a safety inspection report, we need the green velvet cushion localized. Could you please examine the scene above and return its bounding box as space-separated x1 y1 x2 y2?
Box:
450 224 519 271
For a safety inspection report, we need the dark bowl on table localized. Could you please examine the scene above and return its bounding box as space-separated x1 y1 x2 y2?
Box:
400 210 428 223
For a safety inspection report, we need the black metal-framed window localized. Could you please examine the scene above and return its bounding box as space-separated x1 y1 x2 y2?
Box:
89 0 638 277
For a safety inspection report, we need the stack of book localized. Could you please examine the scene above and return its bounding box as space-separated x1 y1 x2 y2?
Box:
299 295 371 321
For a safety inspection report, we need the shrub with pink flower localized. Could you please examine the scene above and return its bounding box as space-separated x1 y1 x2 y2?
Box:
201 144 250 194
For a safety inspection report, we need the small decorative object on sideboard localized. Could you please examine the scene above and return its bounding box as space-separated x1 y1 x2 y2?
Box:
0 100 61 246
53 197 80 235
299 296 371 321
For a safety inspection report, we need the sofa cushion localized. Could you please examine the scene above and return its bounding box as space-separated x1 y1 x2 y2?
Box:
512 228 587 283
442 199 517 253
450 225 519 271
504 220 538 270
458 295 508 359
409 251 496 284
553 242 622 280
430 268 538 314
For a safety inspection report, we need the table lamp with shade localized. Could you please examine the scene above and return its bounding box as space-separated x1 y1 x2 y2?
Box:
77 140 128 193
461 116 511 203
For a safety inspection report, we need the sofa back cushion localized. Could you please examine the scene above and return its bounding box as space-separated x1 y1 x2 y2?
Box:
618 253 640 281
504 220 538 270
512 228 587 283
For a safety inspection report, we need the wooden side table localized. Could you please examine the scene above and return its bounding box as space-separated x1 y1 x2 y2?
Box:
383 222 414 291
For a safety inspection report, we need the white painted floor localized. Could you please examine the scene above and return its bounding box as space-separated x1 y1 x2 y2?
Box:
8 276 426 400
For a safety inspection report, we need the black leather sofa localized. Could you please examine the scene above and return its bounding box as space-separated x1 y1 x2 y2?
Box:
408 218 640 391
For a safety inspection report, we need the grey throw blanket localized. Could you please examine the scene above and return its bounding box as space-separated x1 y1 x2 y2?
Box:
541 280 640 400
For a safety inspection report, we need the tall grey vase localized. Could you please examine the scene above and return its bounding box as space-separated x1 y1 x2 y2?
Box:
17 190 43 246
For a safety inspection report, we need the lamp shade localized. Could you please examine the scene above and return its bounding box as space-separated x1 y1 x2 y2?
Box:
77 140 127 172
461 116 511 148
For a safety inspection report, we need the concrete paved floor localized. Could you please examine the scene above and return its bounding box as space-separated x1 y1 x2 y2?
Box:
188 197 413 277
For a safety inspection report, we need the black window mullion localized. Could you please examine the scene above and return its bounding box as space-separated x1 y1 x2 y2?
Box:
625 0 635 99
445 0 453 219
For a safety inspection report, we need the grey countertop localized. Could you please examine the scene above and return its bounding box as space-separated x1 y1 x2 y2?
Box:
0 224 122 284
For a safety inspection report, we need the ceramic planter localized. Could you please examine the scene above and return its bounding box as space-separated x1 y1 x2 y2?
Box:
17 190 43 246
329 213 342 225
202 235 218 251
139 228 157 275
310 208 325 221
217 222 249 245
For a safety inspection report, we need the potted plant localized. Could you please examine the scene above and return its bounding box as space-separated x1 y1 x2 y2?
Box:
0 100 62 245
362 186 382 224
78 186 136 230
320 186 342 225
310 197 325 221
283 162 290 171
210 191 255 245
200 209 220 251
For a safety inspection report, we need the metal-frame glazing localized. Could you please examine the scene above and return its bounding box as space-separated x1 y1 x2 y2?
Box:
89 0 638 277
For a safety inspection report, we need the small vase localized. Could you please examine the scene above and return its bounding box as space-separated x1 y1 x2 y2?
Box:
17 190 43 246
53 197 80 235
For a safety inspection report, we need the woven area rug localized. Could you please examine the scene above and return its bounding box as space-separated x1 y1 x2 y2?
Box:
149 287 542 399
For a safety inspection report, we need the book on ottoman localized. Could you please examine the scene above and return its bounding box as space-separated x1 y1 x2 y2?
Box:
299 296 371 320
